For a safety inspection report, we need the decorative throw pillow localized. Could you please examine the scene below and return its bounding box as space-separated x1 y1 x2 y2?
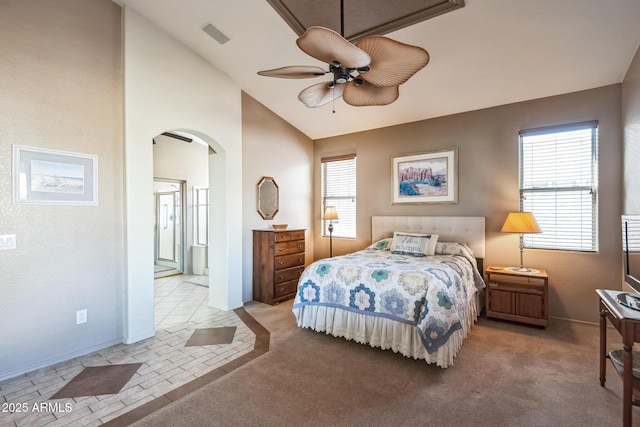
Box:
435 241 474 258
368 238 392 250
434 242 478 276
390 232 439 256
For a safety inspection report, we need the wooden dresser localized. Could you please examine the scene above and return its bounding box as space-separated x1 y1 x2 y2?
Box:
252 229 305 305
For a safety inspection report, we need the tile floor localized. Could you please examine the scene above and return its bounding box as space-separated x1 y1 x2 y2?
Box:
0 275 261 426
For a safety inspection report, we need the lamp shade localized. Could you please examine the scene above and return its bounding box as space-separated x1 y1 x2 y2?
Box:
323 206 339 221
501 212 541 233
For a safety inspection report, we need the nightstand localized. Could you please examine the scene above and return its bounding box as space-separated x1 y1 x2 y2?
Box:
485 265 549 327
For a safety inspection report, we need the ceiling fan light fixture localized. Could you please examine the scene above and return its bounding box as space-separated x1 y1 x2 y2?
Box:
257 23 429 109
329 61 355 85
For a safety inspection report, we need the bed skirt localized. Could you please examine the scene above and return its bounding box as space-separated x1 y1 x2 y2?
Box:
292 294 479 368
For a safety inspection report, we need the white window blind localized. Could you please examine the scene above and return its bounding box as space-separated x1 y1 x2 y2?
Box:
519 121 598 252
321 154 356 239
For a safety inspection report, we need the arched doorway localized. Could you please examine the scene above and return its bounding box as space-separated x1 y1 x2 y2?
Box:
123 126 243 344
154 128 239 309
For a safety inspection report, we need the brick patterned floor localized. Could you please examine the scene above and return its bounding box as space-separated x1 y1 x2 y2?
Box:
0 275 257 426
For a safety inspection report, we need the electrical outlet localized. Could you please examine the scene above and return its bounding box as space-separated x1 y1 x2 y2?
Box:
76 309 87 325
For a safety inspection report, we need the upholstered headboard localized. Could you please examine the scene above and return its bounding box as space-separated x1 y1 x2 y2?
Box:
371 216 485 259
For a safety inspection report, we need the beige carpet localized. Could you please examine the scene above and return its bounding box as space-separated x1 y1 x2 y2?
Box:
132 301 638 427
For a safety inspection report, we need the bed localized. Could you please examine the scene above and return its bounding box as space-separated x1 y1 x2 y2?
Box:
292 216 485 368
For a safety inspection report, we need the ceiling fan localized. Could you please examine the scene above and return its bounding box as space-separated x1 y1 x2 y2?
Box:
257 4 430 109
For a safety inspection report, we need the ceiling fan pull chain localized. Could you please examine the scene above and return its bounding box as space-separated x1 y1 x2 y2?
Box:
332 85 336 113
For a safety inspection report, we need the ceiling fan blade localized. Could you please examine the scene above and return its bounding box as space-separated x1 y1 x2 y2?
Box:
257 65 327 79
343 81 399 107
355 36 429 87
298 81 345 108
297 26 370 69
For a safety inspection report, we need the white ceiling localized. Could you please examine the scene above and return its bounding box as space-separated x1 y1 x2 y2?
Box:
114 0 640 140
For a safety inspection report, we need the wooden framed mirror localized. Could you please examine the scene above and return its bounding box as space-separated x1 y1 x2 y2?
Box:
257 176 279 219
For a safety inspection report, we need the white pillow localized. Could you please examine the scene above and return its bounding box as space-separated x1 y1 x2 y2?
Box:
435 241 474 258
390 232 439 256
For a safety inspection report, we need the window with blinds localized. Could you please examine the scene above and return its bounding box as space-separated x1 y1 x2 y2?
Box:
193 187 209 246
519 121 598 252
321 154 356 239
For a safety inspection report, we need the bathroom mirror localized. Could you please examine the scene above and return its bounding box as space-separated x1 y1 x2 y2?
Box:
257 176 279 219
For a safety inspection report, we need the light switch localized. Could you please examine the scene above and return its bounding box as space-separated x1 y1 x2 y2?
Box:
0 234 17 250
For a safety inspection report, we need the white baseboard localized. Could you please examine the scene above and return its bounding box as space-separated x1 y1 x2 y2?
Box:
124 330 155 345
0 338 123 383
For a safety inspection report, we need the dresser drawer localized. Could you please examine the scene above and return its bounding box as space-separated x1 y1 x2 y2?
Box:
489 273 545 287
275 280 298 299
290 230 304 241
274 230 305 242
274 232 292 242
275 240 305 256
275 252 305 269
275 265 304 284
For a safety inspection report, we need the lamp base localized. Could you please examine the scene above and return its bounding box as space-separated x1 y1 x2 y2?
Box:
504 266 540 274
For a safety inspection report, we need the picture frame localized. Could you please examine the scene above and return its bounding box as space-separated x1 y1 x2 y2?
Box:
13 145 98 205
392 148 457 204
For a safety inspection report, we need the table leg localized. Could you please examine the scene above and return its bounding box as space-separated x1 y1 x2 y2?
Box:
623 344 633 427
600 307 607 386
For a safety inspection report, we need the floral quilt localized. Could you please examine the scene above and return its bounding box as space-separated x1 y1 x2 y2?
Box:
292 242 485 354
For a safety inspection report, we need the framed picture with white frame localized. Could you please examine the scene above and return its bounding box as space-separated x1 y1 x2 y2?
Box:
13 145 98 205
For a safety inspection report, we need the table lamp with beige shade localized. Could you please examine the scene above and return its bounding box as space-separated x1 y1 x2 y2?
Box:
501 211 542 273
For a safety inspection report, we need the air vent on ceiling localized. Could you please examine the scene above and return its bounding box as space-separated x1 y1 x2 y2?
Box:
202 23 230 45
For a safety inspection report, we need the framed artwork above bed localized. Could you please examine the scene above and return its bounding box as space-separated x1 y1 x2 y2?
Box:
391 148 457 204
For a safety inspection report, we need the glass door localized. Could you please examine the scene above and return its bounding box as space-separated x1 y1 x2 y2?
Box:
154 182 183 274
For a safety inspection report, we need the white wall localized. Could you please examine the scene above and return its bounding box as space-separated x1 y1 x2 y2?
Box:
122 7 243 343
0 0 123 380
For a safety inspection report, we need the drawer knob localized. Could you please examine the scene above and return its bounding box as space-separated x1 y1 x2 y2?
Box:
279 275 284 280
298 245 303 249
278 261 285 265
298 258 303 262
278 247 285 251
